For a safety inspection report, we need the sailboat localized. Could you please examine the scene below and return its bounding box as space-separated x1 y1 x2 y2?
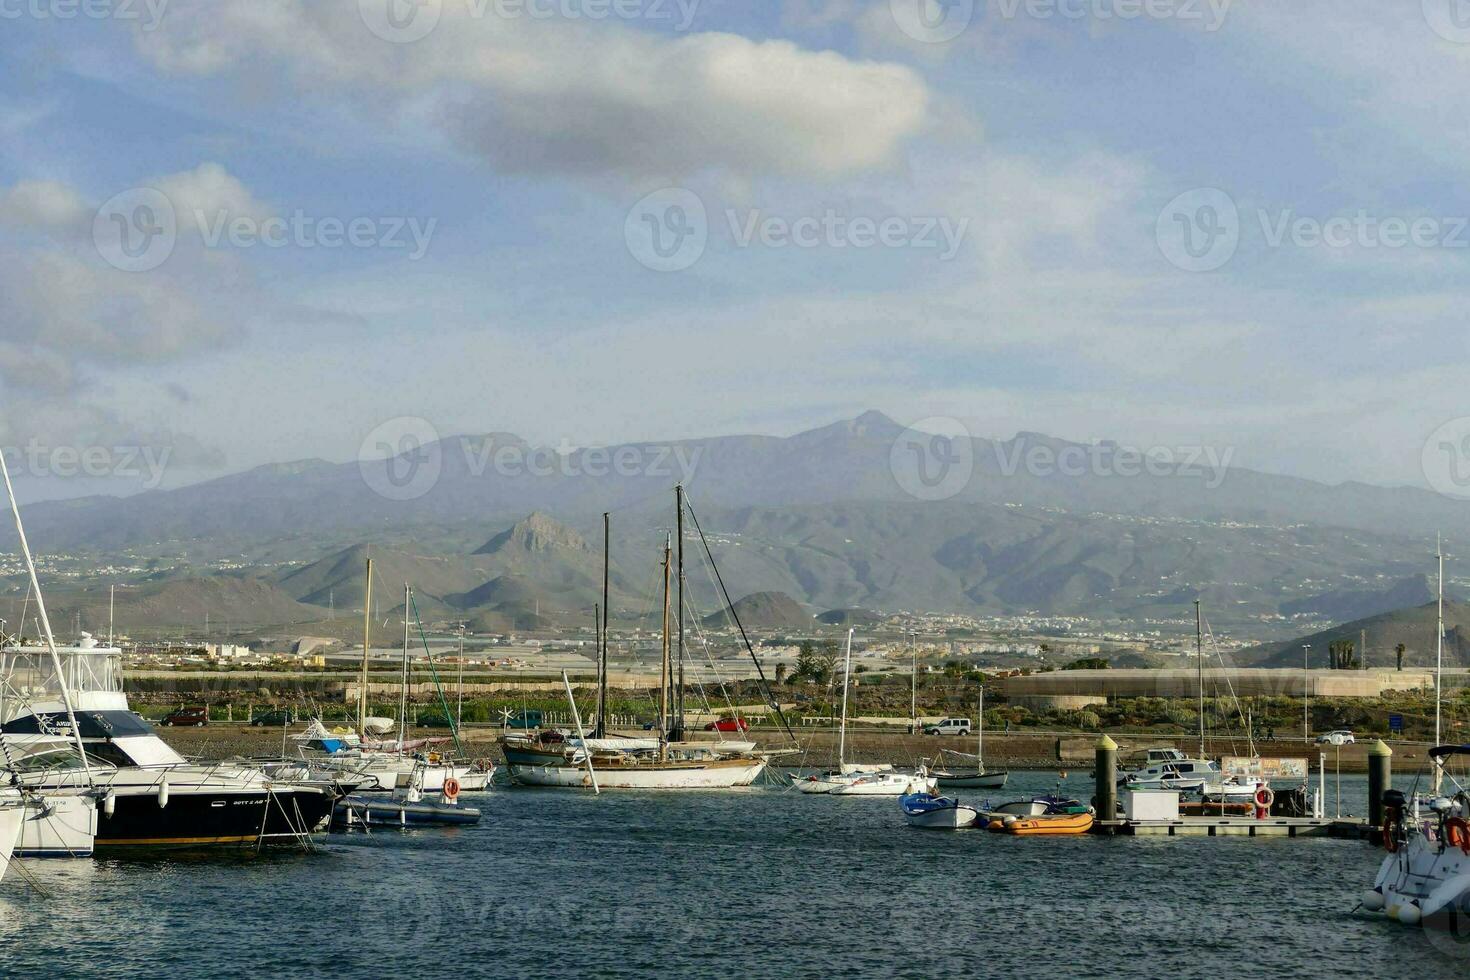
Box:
499 492 771 789
0 792 24 882
930 687 1008 790
795 629 934 797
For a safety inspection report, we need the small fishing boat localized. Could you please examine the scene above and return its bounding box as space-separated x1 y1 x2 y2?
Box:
997 810 1095 836
901 791 978 829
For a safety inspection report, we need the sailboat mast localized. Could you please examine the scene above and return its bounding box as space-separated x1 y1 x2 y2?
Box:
359 558 373 737
1195 599 1205 759
456 623 465 731
398 583 410 750
660 534 671 755
977 685 984 772
597 511 610 739
675 484 686 741
838 628 853 771
0 450 92 783
1436 538 1445 793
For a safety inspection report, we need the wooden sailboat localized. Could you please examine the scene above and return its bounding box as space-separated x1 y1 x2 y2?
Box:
931 687 1008 790
499 491 770 789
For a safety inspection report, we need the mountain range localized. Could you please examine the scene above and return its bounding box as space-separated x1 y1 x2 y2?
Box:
5 412 1465 636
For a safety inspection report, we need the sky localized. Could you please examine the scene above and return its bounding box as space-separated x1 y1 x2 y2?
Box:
2 0 1470 500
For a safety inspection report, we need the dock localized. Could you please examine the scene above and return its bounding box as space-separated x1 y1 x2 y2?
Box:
1096 816 1368 838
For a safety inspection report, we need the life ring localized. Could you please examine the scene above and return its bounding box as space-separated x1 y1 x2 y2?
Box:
1383 813 1400 853
1446 816 1470 855
442 777 461 801
1254 787 1275 809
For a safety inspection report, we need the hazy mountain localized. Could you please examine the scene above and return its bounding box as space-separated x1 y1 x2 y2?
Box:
817 608 882 627
6 412 1466 632
29 576 322 634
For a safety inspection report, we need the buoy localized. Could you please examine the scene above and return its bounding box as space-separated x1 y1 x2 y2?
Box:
1394 903 1422 926
102 792 116 818
1361 889 1385 912
157 778 169 809
1445 816 1470 855
442 777 461 803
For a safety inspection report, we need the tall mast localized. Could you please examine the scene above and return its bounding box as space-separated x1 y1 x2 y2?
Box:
592 602 601 735
660 534 671 756
977 685 984 773
1195 598 1205 759
838 628 853 771
359 557 373 738
456 623 465 732
674 484 686 742
397 583 410 750
0 450 92 784
596 511 610 739
1435 537 1445 793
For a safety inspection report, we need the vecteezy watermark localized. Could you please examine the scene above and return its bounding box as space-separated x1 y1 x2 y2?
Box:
1422 417 1470 500
889 419 1234 501
1423 0 1470 44
93 187 437 272
357 0 699 43
624 187 969 273
727 209 969 260
1159 187 1470 272
358 417 704 501
890 0 976 43
359 417 444 502
992 0 1231 30
890 417 976 502
1156 187 1239 272
624 187 708 273
0 0 169 30
1 440 172 489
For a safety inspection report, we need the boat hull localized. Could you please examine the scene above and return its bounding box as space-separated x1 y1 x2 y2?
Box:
0 804 22 881
901 794 979 829
828 773 935 797
16 793 97 857
934 771 1008 790
93 785 335 849
507 758 766 789
997 812 1095 836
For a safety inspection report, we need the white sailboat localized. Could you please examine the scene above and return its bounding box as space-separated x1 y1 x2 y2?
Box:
930 687 1008 790
796 629 934 797
0 793 24 882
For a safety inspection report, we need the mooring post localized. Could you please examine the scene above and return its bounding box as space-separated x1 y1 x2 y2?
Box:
1367 739 1392 840
1095 734 1118 823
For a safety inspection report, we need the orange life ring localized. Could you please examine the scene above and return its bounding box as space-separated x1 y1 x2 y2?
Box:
443 777 461 801
1254 787 1275 809
1446 816 1470 855
1383 813 1400 853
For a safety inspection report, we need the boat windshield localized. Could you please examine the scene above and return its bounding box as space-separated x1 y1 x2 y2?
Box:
6 745 88 773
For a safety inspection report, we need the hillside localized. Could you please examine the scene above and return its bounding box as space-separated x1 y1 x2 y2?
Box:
1237 600 1470 669
35 577 323 634
702 592 812 630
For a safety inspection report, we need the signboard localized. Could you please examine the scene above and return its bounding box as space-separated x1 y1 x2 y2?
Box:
1221 755 1309 780
1389 714 1404 734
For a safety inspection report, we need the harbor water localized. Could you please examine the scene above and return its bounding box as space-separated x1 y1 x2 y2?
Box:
1 772 1462 978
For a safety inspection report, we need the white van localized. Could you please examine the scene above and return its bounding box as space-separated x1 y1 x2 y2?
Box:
923 717 972 736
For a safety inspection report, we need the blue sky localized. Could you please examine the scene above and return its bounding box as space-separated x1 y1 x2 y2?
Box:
2 0 1469 499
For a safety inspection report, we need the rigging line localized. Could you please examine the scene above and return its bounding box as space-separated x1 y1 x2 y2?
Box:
1201 611 1251 752
682 597 738 715
409 592 465 758
682 495 796 743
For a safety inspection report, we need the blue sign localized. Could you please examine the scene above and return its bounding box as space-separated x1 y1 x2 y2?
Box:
1389 714 1404 734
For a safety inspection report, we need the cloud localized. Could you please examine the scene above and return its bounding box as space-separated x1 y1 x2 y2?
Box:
131 1 933 182
0 180 89 232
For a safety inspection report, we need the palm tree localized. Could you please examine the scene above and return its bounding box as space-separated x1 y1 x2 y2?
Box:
1394 643 1406 672
1328 639 1357 670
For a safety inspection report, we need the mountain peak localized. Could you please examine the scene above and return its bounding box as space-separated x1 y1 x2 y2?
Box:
475 512 589 555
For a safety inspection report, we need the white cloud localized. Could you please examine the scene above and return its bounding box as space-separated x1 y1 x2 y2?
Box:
0 180 89 232
131 1 933 182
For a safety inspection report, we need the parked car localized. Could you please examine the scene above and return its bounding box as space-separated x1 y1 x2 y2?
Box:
250 708 295 728
160 706 209 727
704 716 750 733
417 713 455 729
505 710 543 730
1316 729 1355 746
923 717 972 736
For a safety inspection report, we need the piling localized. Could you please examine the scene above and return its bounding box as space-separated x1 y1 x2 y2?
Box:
1367 739 1392 840
1095 734 1118 820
